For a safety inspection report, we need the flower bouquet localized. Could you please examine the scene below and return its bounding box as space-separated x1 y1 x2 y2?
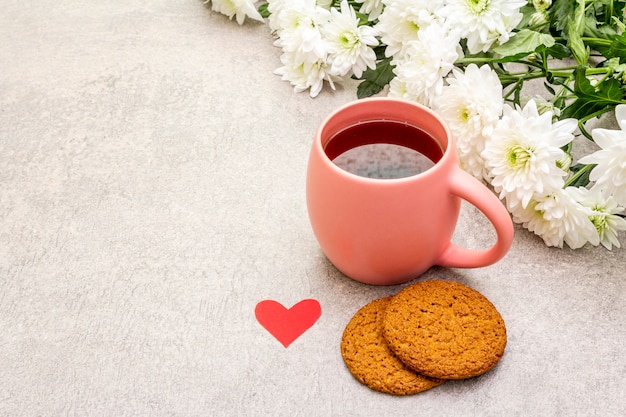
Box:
207 0 626 250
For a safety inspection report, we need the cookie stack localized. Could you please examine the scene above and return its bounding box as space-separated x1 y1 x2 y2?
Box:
340 280 507 395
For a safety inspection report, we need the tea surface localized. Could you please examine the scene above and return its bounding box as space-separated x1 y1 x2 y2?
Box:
328 120 443 179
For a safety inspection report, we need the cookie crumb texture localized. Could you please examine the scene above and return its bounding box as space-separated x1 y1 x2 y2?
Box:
384 280 507 380
340 297 445 395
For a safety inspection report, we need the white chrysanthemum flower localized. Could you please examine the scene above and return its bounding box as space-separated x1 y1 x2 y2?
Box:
509 187 600 249
354 0 385 21
568 186 626 249
267 0 288 32
375 0 445 58
434 64 503 180
578 104 626 207
207 0 263 25
321 0 378 78
482 100 577 209
274 49 335 97
465 12 522 54
273 0 331 60
439 0 525 53
388 23 461 106
387 77 421 102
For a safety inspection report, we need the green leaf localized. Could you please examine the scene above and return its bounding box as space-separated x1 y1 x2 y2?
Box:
373 44 387 60
550 0 589 64
584 16 618 39
568 29 590 65
595 33 626 63
356 57 395 99
539 42 571 60
560 66 623 119
355 12 369 26
613 15 626 33
257 2 270 18
550 0 576 35
582 1 620 38
492 29 555 56
591 0 624 28
568 0 590 65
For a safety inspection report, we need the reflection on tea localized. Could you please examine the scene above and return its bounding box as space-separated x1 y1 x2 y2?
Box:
327 120 444 179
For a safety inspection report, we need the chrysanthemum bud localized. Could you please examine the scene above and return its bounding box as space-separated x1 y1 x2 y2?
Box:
532 0 552 12
557 152 572 173
529 11 549 27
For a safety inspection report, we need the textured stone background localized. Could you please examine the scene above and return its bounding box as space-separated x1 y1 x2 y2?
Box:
1 2 625 416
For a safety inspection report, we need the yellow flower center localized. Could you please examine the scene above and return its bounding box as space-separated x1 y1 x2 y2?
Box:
467 0 490 14
590 205 608 235
460 107 471 122
506 144 533 169
340 31 359 48
402 16 420 35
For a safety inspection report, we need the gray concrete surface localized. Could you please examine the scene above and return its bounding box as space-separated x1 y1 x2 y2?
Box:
1 1 625 416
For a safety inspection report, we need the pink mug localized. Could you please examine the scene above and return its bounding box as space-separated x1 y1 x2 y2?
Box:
306 98 514 285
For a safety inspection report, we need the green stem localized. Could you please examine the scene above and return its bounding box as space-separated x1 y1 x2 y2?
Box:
553 36 612 45
580 37 613 46
497 71 547 86
577 106 617 139
565 164 595 187
502 77 524 101
495 65 610 90
455 57 498 64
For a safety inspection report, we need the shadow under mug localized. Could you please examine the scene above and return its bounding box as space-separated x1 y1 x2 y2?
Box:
306 98 514 285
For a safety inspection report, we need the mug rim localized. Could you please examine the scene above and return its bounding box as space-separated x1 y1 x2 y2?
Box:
315 97 456 183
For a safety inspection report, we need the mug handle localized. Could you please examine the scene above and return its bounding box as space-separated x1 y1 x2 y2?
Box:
436 166 514 268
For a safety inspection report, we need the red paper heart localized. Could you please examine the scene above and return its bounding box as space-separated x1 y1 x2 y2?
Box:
255 299 322 348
